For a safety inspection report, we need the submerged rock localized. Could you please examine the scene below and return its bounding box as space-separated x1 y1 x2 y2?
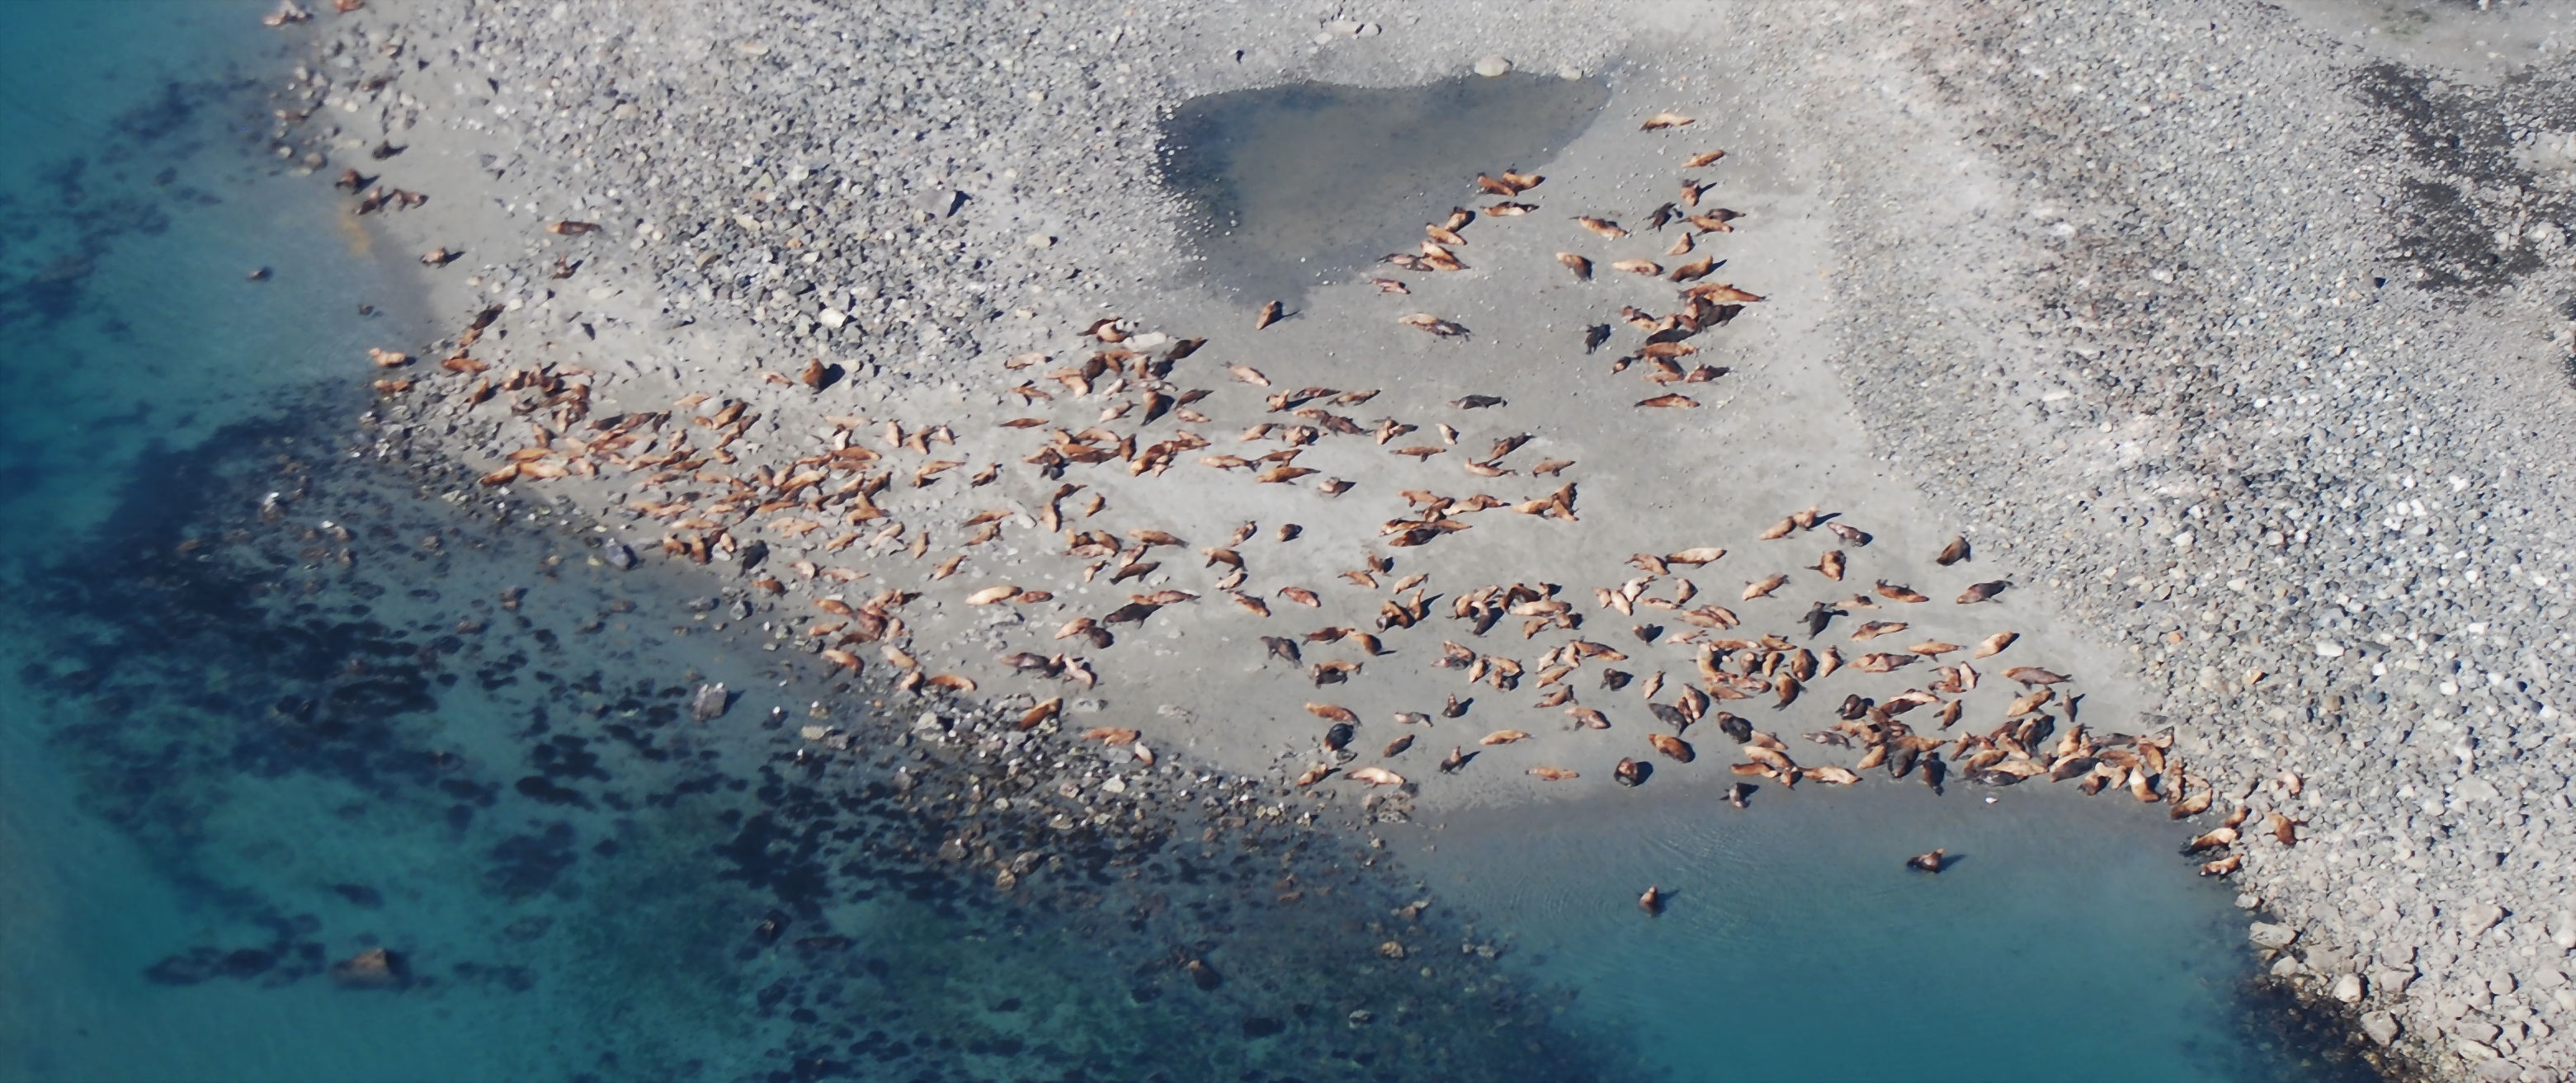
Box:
328 947 408 990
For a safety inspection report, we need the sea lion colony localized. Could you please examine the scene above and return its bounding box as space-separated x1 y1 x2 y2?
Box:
358 110 2270 889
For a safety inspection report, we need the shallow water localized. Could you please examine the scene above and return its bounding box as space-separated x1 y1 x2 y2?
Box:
1159 74 1611 303
1408 784 2371 1082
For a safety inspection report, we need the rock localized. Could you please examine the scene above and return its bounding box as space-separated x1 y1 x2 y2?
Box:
2550 911 2576 950
691 683 730 721
2462 903 2506 937
2271 955 2305 977
328 947 408 990
2371 967 2418 996
2471 1060 2522 1083
914 187 964 217
2234 892 2262 910
2248 922 2299 949
2455 1038 2499 1062
600 541 637 569
1472 54 1511 78
1375 940 1407 959
1025 233 1054 248
2362 1010 2402 1046
2333 972 2366 1003
2457 1019 2503 1043
1559 65 1585 80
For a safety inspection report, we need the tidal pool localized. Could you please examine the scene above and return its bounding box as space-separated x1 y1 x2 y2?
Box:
1159 74 1611 303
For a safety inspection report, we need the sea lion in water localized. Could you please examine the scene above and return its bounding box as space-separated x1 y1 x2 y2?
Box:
1907 849 1946 873
1639 885 1666 916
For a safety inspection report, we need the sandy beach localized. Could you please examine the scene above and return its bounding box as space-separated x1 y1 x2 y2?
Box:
166 0 2576 1076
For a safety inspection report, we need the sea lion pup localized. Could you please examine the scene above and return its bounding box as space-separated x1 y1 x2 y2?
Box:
1639 885 1667 916
1907 849 1947 873
1726 782 1751 808
1614 757 1648 787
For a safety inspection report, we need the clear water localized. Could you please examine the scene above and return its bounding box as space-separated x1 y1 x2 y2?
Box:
0 12 2363 1082
1407 785 2348 1082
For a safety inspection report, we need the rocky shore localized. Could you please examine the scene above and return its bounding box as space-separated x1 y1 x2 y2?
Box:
249 0 2576 1077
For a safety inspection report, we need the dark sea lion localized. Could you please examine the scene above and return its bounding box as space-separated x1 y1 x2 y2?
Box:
1614 757 1647 787
1906 849 1946 873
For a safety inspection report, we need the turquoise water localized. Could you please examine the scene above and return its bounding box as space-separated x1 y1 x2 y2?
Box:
0 7 2371 1083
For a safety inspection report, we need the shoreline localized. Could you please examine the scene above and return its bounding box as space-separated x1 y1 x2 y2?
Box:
238 0 2576 1078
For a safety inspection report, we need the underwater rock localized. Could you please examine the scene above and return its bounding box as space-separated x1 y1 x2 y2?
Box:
328 947 408 990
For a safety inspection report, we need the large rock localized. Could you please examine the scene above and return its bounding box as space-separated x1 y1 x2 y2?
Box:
2361 1010 2401 1047
691 683 731 721
2471 1057 2520 1081
2248 922 2299 949
2333 972 2366 1004
2460 902 2506 937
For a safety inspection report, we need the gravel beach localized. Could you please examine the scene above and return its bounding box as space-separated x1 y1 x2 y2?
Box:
252 0 2576 1076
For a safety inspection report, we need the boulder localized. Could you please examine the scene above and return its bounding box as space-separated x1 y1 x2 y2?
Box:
2333 972 2365 1004
691 683 731 721
2361 1010 2401 1047
2249 922 2299 949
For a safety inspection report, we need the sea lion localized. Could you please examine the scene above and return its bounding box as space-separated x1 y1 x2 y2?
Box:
1348 766 1404 786
1640 111 1695 129
1382 736 1415 758
1527 765 1578 781
1906 849 1946 873
1921 753 1947 794
2181 826 2239 855
1639 885 1666 915
1575 216 1628 239
1557 252 1593 280
1614 758 1648 787
1256 300 1286 329
1935 535 1970 565
1439 746 1470 773
1442 694 1468 718
1956 581 2009 604
1727 782 1751 808
1713 712 1753 744
1802 602 1840 638
2198 854 2243 877
1321 723 1356 751
1648 732 1695 762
